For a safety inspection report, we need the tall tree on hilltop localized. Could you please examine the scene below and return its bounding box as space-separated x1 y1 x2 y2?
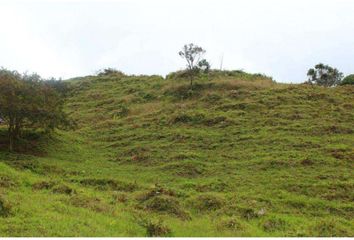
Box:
179 43 210 87
307 63 343 87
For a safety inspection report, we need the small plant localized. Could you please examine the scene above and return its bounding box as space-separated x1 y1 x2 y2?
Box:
69 195 112 213
0 195 12 217
309 219 350 237
190 194 225 212
217 217 245 232
143 195 190 220
238 207 265 220
0 176 16 188
32 181 56 190
112 192 128 204
140 219 172 237
52 184 76 195
261 216 288 232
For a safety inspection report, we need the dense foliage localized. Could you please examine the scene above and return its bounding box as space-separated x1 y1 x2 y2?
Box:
341 74 354 85
307 63 343 87
0 68 71 151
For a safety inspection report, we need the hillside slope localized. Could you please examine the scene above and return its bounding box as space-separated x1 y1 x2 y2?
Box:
0 72 353 236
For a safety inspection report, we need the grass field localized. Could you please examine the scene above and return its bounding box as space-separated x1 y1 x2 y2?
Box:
0 71 353 236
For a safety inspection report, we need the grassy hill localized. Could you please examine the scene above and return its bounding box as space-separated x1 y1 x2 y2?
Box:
0 71 353 236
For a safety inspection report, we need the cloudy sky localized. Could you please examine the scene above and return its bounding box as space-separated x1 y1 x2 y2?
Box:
1 0 353 83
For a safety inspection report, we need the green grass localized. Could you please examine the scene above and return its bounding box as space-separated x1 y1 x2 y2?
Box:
0 72 353 236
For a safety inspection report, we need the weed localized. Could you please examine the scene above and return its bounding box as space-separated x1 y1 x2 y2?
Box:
216 217 245 232
138 218 173 237
78 178 138 192
309 219 352 237
0 175 17 188
69 195 112 213
190 194 225 212
261 216 288 232
0 195 12 217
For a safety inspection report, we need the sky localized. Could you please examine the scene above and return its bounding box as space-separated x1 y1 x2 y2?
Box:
0 0 353 83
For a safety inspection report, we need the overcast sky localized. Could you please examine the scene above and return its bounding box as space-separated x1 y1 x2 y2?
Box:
1 0 353 83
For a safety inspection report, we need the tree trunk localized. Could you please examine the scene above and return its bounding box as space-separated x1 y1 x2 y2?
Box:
14 120 21 139
8 124 14 152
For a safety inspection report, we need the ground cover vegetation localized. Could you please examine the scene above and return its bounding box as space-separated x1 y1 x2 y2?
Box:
0 45 353 236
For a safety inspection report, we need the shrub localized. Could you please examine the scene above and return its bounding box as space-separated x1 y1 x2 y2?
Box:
162 162 205 178
261 216 288 232
217 217 245 232
143 195 190 219
32 181 56 190
238 207 266 220
136 185 177 202
111 192 128 204
0 195 12 217
69 195 111 213
171 113 205 125
341 74 354 85
97 68 125 77
190 194 225 212
79 178 138 192
309 219 351 237
52 184 76 195
0 176 17 188
138 219 172 237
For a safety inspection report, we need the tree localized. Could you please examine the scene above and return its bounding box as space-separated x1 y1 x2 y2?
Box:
0 69 24 151
0 68 72 151
340 74 354 85
198 59 211 73
307 63 343 87
179 43 210 87
45 78 71 97
97 68 125 77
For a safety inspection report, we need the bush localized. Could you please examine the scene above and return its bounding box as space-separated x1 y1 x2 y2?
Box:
0 195 12 217
69 195 112 213
309 219 351 237
138 219 172 237
111 192 128 204
142 195 190 219
32 181 56 190
0 176 17 188
261 216 288 232
190 194 225 212
238 207 266 220
171 113 205 125
97 68 125 77
52 184 76 195
341 74 354 85
217 217 245 232
136 185 177 202
79 178 138 192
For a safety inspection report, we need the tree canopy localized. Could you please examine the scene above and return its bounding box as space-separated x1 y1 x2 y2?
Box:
307 63 343 87
179 43 210 87
0 68 72 151
341 74 354 85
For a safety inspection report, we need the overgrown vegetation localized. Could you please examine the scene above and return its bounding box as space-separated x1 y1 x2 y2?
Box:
0 68 72 151
0 69 353 236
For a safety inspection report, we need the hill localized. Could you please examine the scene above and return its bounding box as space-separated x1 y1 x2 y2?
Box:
0 71 353 236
